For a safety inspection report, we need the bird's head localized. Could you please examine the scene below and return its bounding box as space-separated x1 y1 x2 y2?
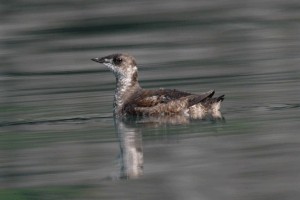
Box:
92 53 138 79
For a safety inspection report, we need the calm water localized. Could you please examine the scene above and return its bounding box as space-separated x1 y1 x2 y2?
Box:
1 0 300 199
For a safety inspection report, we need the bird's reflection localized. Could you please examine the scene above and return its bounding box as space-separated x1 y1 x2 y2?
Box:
114 112 224 179
115 118 144 179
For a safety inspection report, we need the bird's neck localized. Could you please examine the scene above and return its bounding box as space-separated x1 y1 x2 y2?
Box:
113 72 140 114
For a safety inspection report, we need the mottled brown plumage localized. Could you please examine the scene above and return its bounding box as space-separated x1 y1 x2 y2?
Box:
91 53 224 117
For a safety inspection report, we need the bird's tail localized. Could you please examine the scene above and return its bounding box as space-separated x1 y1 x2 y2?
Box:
203 94 225 104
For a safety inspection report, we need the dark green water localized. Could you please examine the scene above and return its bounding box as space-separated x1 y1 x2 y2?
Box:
1 1 300 199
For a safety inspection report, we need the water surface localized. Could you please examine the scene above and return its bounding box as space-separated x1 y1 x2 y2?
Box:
1 0 300 199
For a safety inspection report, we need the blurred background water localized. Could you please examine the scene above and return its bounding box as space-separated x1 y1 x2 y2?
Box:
1 0 300 199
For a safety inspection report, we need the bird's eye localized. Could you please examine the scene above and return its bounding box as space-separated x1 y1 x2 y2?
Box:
114 57 123 65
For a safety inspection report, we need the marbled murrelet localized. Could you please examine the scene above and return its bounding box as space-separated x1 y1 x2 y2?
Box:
91 53 224 118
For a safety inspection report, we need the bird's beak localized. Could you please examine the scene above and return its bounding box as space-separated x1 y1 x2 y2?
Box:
91 57 103 63
91 57 113 64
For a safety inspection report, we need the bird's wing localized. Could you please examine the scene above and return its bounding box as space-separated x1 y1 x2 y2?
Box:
131 89 215 107
132 89 192 107
123 89 216 115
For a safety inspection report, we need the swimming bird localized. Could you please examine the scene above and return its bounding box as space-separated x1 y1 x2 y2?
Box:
91 53 224 118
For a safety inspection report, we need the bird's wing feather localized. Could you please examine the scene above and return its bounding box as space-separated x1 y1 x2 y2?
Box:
132 89 192 107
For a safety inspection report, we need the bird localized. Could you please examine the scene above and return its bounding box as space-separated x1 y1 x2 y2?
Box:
91 53 224 118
